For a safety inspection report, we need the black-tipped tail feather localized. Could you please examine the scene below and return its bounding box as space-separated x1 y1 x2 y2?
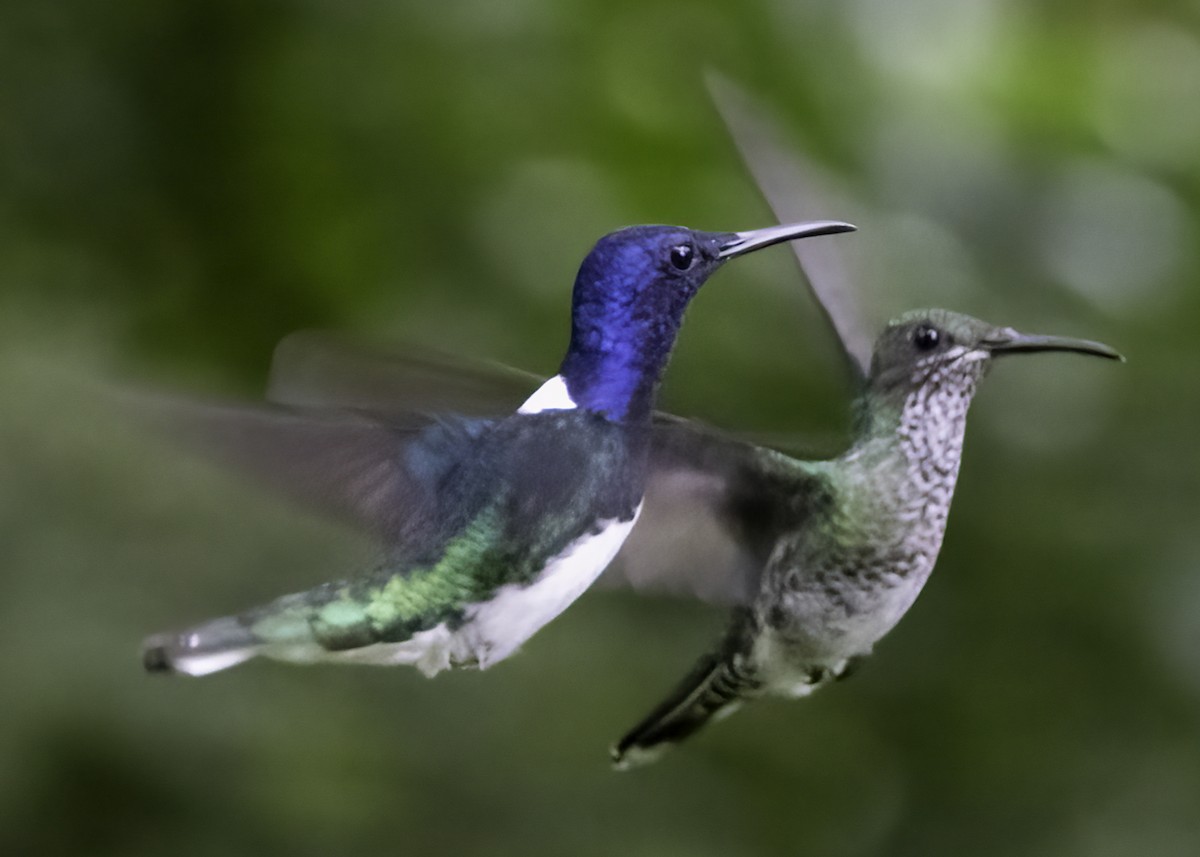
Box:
611 651 761 770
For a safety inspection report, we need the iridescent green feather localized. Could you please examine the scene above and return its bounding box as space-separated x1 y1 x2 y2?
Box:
248 505 511 650
244 496 600 654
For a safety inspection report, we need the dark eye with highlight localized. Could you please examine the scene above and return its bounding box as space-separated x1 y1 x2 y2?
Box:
913 324 941 351
669 243 695 271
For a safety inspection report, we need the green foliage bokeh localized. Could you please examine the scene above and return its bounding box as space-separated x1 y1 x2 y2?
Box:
2 1 1199 855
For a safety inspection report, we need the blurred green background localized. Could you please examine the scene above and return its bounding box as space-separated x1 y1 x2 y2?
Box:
2 1 1199 855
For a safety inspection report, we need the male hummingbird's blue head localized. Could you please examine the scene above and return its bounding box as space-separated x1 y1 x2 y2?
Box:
561 221 853 422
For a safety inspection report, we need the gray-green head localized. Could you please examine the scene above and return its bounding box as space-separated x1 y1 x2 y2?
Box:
866 308 1123 402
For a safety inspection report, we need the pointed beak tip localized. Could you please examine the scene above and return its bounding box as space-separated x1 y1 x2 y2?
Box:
792 219 857 237
1076 341 1126 363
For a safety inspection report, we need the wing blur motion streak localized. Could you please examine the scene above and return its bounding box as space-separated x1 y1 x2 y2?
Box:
262 336 780 605
706 72 874 381
267 331 539 417
121 387 470 545
600 415 803 605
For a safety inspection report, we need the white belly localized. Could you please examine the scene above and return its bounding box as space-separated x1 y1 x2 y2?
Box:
305 504 643 676
463 504 642 669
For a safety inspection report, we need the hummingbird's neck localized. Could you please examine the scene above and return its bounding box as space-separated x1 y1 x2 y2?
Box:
556 285 687 424
558 333 675 424
814 383 976 584
845 377 978 504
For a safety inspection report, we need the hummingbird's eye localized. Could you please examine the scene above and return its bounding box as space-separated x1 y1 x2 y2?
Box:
913 324 941 351
668 243 695 271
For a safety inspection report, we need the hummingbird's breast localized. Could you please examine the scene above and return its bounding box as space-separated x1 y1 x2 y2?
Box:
757 380 972 670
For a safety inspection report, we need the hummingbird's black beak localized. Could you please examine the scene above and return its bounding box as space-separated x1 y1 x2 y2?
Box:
982 329 1125 361
718 220 856 259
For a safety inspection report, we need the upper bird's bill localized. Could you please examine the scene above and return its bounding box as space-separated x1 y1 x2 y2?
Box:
718 220 856 259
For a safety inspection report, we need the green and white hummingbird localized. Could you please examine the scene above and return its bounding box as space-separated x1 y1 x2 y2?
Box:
140 219 853 677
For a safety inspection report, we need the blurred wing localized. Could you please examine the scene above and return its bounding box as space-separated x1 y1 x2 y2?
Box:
266 332 826 604
123 388 488 545
267 332 846 453
267 330 539 417
707 72 874 381
180 331 831 604
602 415 810 606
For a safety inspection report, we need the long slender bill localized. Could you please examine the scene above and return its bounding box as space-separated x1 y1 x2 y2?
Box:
718 220 856 259
985 330 1125 361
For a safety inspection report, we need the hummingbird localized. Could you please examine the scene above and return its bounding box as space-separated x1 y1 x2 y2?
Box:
607 309 1122 767
140 219 854 677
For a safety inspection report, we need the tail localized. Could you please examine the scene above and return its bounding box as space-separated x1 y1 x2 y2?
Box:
611 650 761 770
142 616 263 677
140 582 436 677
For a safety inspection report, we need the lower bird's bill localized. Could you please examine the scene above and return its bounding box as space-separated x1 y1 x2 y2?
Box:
982 329 1125 360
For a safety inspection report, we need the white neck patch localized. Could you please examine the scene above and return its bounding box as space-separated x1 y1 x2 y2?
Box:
518 374 578 414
